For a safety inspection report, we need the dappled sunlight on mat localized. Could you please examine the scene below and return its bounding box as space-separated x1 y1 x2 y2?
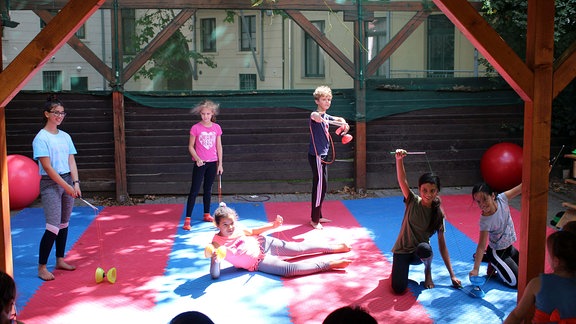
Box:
17 204 183 324
265 200 430 324
10 195 533 323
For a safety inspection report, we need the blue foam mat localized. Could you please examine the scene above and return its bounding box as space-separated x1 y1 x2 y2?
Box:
154 201 290 323
10 197 517 323
343 197 516 323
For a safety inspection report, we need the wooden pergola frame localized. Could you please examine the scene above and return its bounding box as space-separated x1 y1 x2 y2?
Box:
1 1 575 320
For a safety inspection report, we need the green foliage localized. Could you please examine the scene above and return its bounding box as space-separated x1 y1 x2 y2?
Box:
481 0 576 140
129 9 217 83
224 10 236 24
481 1 528 59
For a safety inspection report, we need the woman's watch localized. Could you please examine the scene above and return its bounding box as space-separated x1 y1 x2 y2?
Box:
72 180 81 185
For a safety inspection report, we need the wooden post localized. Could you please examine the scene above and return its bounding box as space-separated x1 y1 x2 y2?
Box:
518 0 555 321
0 110 13 275
112 92 129 203
0 1 11 276
110 2 129 203
351 5 368 192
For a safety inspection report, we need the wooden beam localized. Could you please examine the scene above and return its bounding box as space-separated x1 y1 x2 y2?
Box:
517 2 555 321
13 1 465 11
365 10 430 78
433 0 533 101
0 0 106 107
123 9 196 81
285 10 355 78
553 42 576 99
0 0 105 274
34 9 114 83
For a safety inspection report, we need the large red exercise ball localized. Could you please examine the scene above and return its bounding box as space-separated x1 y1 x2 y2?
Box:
480 143 523 192
7 154 41 210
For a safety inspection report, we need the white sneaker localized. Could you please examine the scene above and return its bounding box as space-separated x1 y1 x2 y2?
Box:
310 221 323 230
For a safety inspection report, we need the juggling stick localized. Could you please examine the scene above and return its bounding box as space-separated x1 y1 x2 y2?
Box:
549 144 565 169
218 174 222 203
79 197 98 211
326 119 347 127
389 151 427 155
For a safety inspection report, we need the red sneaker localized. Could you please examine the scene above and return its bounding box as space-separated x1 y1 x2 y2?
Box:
182 218 191 231
203 213 214 222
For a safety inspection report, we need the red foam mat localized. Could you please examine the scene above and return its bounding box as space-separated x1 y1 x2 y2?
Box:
264 201 432 324
18 204 183 324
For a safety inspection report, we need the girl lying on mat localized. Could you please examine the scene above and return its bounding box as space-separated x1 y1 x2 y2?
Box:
470 181 522 288
390 149 461 294
205 202 352 278
503 226 576 324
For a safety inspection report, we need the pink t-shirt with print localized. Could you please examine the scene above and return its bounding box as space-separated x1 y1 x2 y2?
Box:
190 122 222 162
211 227 264 271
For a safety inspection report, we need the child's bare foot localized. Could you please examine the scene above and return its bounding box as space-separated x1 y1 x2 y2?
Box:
56 258 76 271
329 259 352 269
330 243 352 253
424 274 435 289
38 265 55 281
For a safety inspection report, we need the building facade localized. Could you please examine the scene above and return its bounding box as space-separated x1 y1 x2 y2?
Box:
2 8 485 92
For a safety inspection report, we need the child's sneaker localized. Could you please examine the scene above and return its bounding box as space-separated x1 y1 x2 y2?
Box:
182 218 191 231
203 213 214 222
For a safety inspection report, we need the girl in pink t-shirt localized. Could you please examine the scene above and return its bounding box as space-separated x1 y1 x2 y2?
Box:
206 203 352 278
183 100 223 231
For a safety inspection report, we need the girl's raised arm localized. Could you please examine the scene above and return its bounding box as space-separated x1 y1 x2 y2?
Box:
504 182 522 200
395 149 410 199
